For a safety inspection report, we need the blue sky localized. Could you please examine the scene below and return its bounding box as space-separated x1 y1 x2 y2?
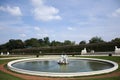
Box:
0 0 120 44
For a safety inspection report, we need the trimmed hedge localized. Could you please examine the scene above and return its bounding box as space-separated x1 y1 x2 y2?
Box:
11 42 120 55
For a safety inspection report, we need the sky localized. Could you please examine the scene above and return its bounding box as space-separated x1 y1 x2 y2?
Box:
0 0 120 44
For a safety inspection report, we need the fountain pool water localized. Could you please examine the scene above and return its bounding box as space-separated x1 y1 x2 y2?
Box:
7 57 118 77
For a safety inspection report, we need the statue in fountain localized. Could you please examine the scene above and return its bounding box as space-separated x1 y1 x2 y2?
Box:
58 54 68 64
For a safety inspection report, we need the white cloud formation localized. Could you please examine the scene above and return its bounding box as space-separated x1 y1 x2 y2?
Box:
112 8 120 17
67 27 76 31
31 0 61 21
37 33 48 37
19 33 26 37
34 26 41 31
0 6 22 16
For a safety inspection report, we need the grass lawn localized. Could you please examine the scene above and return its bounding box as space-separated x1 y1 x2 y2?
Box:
0 71 24 80
0 56 120 80
0 55 19 58
0 59 24 80
88 76 120 80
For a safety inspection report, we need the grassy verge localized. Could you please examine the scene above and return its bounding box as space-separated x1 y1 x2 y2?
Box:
87 76 120 80
0 59 24 80
0 71 24 80
0 59 17 64
0 55 19 58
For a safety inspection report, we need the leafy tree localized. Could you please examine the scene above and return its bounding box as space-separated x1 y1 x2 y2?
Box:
6 39 24 50
89 36 104 44
38 39 45 47
79 40 86 45
50 40 63 46
0 44 7 51
64 40 75 45
111 38 120 42
43 37 50 46
25 38 40 47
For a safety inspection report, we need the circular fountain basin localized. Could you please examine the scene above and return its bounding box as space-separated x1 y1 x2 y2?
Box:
7 58 118 77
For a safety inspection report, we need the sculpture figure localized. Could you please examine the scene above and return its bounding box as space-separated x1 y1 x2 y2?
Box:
1 52 3 55
7 52 10 55
58 54 68 64
115 46 120 53
81 48 87 54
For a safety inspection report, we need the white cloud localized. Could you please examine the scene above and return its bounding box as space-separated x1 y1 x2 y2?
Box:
67 27 76 31
112 8 120 17
0 6 22 16
19 33 26 37
34 26 41 31
31 0 61 21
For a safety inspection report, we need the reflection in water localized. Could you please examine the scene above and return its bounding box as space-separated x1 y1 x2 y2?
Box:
12 59 113 73
87 60 114 70
59 64 67 72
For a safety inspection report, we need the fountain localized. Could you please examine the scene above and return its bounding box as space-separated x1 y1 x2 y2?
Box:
7 57 118 77
58 55 68 64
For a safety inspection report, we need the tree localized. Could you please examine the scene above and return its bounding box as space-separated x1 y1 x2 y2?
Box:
25 38 40 47
6 39 24 50
79 40 86 45
50 40 63 46
43 37 50 46
64 40 75 46
38 39 45 47
0 44 7 51
111 38 120 43
89 36 104 44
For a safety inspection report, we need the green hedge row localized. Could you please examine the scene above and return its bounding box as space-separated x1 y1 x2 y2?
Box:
11 42 120 55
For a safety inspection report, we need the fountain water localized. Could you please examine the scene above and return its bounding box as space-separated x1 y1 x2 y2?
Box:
58 55 68 64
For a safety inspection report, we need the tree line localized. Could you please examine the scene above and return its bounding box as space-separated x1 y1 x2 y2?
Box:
0 36 120 53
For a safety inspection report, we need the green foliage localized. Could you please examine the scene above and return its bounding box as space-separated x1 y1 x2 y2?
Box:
43 37 50 46
1 37 120 54
50 40 63 46
79 40 86 44
64 40 75 46
89 36 105 44
11 41 120 55
25 38 40 47
6 39 24 50
111 38 120 43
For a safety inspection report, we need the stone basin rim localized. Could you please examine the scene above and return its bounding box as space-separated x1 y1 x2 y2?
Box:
7 57 118 77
